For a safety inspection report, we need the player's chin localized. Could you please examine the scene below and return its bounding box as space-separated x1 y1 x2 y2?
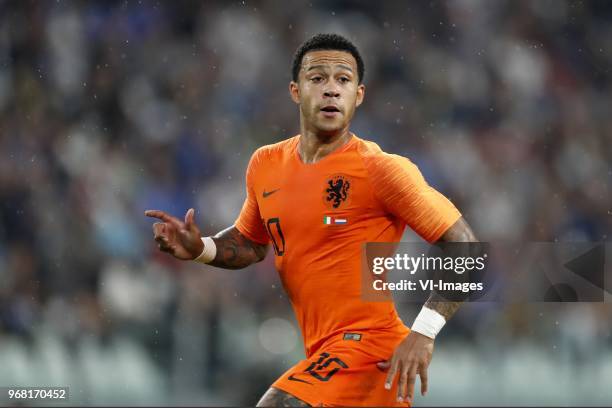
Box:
315 119 345 133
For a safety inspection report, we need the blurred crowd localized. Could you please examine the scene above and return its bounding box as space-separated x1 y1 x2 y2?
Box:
0 0 611 405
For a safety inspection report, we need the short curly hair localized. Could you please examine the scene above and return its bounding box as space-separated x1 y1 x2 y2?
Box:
292 33 365 84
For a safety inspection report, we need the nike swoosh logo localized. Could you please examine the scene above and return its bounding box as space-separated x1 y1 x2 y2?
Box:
287 374 312 385
262 188 280 198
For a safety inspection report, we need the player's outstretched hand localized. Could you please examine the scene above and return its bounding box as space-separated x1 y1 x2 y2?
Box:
145 208 204 260
377 331 434 403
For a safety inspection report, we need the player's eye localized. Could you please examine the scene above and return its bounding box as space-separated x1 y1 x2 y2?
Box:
339 77 350 83
311 76 323 83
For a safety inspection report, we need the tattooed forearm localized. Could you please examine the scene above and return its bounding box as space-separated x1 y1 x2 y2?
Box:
424 217 479 321
208 226 268 269
424 299 462 321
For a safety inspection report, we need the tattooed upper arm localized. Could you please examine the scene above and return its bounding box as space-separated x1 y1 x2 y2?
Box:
208 226 269 269
424 217 479 320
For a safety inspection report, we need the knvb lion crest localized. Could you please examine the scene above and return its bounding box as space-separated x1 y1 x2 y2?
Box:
324 174 351 209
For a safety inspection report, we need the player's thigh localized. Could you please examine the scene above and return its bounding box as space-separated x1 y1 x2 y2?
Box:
257 387 310 407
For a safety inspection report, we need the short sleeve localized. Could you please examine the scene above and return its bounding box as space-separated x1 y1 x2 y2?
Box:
234 150 270 245
366 153 462 243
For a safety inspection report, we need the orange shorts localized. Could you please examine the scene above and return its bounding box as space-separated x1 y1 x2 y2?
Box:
272 328 410 407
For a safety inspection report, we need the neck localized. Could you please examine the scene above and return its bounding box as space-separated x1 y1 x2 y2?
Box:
298 124 352 164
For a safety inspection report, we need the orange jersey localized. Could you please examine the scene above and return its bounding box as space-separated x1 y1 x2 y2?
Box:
235 133 461 357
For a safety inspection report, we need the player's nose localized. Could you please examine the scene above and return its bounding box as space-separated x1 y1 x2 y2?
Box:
323 87 340 98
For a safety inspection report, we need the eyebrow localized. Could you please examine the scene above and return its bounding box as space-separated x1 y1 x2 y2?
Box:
306 64 354 73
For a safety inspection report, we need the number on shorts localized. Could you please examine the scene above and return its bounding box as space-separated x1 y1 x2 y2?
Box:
304 352 348 382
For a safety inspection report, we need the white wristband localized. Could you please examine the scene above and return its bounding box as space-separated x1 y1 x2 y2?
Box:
194 237 217 264
411 306 446 339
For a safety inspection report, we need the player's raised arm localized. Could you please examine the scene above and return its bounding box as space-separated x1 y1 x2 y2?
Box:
208 225 269 269
145 209 268 269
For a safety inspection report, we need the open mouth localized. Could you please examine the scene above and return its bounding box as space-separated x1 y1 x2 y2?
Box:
320 106 340 113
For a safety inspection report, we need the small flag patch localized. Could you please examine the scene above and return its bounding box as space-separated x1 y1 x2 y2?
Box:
343 333 362 341
324 216 348 225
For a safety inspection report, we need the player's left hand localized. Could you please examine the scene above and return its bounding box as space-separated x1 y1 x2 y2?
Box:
377 331 434 403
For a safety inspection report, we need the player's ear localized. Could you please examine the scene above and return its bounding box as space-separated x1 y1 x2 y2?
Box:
355 84 365 108
289 81 300 104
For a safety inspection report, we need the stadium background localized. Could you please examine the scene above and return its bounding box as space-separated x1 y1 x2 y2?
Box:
0 0 611 405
